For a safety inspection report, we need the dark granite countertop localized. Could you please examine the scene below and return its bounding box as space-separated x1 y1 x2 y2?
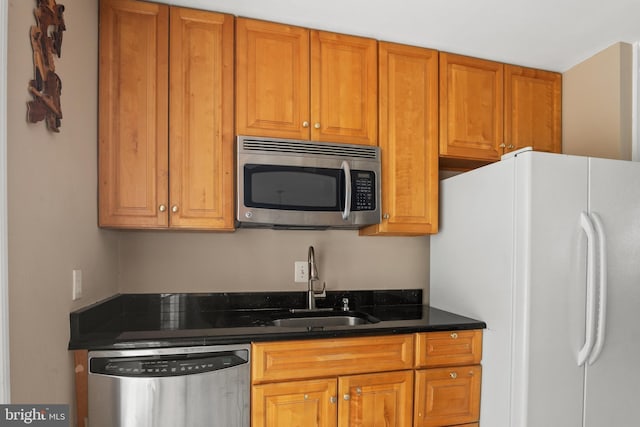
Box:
68 290 486 350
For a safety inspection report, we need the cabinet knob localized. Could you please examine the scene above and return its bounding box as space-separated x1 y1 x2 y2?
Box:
302 121 310 128
304 394 309 400
314 122 321 129
171 205 179 213
383 213 390 220
499 143 506 149
450 372 458 379
158 204 167 212
330 396 337 404
450 332 458 339
343 394 350 401
355 387 362 395
508 144 515 149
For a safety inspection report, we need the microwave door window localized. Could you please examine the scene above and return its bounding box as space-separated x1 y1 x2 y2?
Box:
244 166 342 211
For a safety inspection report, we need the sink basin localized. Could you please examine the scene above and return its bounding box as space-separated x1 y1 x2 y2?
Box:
270 311 379 328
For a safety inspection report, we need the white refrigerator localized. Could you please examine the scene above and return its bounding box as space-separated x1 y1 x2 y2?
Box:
430 150 640 427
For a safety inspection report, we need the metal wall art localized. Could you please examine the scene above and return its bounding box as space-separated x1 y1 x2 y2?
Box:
27 0 66 132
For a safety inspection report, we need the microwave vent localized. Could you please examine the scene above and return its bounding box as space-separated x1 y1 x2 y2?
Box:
240 136 379 160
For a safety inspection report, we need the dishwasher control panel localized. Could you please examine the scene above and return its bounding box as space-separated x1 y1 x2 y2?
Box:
90 350 248 377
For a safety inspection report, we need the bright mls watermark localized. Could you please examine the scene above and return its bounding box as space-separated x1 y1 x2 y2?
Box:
0 405 68 426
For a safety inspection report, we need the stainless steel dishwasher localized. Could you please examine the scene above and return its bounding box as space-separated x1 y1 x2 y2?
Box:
88 344 250 427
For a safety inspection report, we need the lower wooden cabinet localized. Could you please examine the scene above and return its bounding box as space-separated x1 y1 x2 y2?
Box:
252 370 414 427
414 330 483 427
252 331 483 427
414 365 482 427
252 378 338 427
339 370 414 427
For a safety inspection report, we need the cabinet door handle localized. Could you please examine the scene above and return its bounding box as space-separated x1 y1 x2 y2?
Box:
330 396 337 404
158 204 167 212
449 372 458 379
302 121 310 128
171 205 179 213
343 394 350 401
450 332 458 339
355 387 362 395
314 122 321 129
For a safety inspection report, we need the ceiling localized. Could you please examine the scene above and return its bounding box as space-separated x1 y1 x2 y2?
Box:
168 0 640 72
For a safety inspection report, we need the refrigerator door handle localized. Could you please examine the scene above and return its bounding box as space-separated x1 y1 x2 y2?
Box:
588 212 607 365
578 212 598 366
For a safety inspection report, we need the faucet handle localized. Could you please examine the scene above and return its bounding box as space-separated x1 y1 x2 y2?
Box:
341 298 349 311
313 281 327 298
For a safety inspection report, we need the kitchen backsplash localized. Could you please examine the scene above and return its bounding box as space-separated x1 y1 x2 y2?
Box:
116 228 430 301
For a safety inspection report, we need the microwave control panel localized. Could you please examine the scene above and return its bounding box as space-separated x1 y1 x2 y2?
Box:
353 171 376 211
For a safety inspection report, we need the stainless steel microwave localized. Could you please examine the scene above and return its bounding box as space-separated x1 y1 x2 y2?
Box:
236 136 381 229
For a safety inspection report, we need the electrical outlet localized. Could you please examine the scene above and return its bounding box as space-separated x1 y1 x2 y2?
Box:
72 269 83 300
294 261 308 283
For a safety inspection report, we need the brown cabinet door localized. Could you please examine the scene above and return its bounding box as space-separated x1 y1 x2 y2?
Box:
439 52 504 162
414 365 481 427
98 0 169 228
311 31 378 145
338 370 413 427
235 18 310 140
252 378 338 427
169 8 234 230
505 64 562 154
361 42 439 236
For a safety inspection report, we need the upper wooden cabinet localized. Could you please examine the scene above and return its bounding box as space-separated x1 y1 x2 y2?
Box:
168 8 234 229
99 0 234 230
236 18 378 145
439 53 504 164
310 31 378 145
360 42 439 236
504 64 562 153
99 0 169 228
439 52 562 170
235 18 309 140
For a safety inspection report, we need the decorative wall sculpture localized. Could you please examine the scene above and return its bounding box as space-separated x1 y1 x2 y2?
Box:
27 0 66 132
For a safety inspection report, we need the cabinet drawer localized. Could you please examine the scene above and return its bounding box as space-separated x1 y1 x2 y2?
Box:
415 330 482 368
414 365 481 427
252 335 414 383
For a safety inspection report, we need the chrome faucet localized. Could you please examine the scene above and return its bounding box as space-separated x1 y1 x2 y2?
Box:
307 246 326 310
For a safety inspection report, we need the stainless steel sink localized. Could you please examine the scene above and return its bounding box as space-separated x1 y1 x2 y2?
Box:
269 311 379 328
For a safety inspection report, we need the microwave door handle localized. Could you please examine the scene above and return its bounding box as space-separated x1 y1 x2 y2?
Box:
341 161 352 220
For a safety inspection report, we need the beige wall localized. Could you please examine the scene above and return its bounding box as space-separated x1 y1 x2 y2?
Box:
118 229 429 295
563 42 633 159
7 0 118 409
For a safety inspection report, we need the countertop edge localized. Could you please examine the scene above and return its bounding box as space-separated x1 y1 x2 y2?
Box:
69 320 487 351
